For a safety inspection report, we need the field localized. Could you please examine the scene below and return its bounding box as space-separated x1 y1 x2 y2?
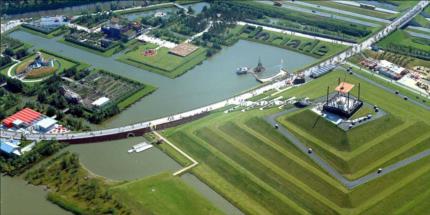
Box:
114 173 223 215
58 37 124 57
160 70 430 214
117 42 207 78
239 25 347 60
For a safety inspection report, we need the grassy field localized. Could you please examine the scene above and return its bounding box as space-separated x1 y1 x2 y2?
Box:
310 1 398 20
114 172 224 215
160 69 430 214
117 42 207 78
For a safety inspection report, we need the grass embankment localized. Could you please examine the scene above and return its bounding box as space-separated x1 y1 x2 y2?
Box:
160 69 430 214
25 152 222 215
58 37 130 57
117 42 207 78
114 172 224 215
20 25 66 38
117 84 157 110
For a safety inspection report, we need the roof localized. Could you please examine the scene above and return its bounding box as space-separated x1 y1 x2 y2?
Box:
36 118 57 130
335 82 355 94
0 139 20 154
2 108 41 128
92 97 110 107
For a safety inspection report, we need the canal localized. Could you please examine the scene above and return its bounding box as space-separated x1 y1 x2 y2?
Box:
3 19 317 215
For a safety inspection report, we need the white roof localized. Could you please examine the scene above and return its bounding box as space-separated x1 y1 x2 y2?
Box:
36 118 57 129
379 60 405 74
13 119 24 126
92 97 110 107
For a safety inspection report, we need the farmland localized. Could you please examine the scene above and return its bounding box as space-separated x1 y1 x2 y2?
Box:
377 30 430 60
160 70 430 214
117 42 207 78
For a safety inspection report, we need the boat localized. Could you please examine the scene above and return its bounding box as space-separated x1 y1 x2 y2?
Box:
128 142 153 153
236 67 249 75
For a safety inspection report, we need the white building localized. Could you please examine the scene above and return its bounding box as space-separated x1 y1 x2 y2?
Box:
92 97 110 107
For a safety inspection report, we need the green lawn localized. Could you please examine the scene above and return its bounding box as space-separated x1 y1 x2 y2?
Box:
113 172 224 215
117 42 207 78
20 25 66 38
158 69 430 214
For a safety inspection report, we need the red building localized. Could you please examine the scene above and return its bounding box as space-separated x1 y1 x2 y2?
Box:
2 108 42 128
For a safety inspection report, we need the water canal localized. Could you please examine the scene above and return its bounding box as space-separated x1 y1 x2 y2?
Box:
3 17 317 214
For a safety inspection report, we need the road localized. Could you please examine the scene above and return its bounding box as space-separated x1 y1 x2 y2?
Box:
1 1 428 143
265 109 430 189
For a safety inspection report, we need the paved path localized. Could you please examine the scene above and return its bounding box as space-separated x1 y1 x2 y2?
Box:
265 109 430 189
153 131 198 176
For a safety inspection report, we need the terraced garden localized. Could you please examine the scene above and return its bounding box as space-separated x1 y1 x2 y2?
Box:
160 70 430 215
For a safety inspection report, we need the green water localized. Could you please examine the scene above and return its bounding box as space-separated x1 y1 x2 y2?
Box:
2 28 317 215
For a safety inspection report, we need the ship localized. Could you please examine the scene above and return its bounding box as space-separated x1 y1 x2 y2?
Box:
128 142 153 153
236 67 249 75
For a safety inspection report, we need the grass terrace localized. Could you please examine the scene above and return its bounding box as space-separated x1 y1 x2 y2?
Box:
117 42 207 78
159 69 430 214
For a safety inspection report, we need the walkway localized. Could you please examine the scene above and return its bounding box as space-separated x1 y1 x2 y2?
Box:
265 109 430 189
153 131 198 176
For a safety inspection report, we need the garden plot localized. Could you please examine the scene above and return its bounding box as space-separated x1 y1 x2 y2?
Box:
63 71 143 110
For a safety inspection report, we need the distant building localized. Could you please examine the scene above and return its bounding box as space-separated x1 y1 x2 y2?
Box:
2 108 42 128
376 60 407 80
92 96 110 107
35 118 57 132
0 139 21 156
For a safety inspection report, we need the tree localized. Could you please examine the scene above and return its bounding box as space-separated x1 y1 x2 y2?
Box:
46 106 56 117
6 78 23 93
3 48 14 57
187 6 194 14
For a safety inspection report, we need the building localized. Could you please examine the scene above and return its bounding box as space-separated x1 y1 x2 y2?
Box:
2 108 42 128
35 118 57 132
323 81 363 118
92 96 110 107
0 139 21 156
376 60 407 80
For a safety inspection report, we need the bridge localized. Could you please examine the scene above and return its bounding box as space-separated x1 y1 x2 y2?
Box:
1 1 428 144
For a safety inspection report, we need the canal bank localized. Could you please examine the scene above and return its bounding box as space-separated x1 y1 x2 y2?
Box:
3 24 317 215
